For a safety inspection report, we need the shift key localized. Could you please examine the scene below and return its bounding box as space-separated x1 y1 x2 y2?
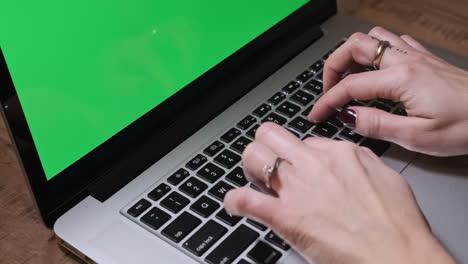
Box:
183 220 227 257
205 224 259 264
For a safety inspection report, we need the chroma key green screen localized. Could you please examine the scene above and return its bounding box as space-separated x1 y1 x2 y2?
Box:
0 0 308 180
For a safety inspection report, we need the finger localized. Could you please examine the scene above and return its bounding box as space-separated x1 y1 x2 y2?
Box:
308 69 402 122
323 32 407 93
338 106 430 146
368 26 414 50
242 141 295 192
255 122 305 161
302 136 338 151
400 35 431 54
224 187 281 227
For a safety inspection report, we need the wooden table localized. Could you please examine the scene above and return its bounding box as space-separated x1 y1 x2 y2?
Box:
1 1 467 263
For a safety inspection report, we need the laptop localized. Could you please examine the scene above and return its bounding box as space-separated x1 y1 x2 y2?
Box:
1 1 468 263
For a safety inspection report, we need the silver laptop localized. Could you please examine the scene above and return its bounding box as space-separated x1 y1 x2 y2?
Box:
1 1 467 263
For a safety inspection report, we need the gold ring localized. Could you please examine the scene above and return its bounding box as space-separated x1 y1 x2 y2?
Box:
262 158 282 189
372 40 391 70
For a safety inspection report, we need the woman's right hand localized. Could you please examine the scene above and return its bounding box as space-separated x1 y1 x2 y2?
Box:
308 27 468 157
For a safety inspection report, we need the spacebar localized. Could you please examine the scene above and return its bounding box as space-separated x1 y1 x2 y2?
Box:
205 224 259 264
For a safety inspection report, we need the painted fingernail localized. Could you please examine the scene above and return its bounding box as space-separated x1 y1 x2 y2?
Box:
338 108 357 129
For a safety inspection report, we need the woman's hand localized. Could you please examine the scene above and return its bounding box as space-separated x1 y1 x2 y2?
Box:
308 27 468 156
224 123 455 264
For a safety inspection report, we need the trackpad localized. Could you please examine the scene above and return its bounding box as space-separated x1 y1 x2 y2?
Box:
401 154 468 263
89 221 194 263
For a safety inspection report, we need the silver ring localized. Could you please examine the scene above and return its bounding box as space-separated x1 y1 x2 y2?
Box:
262 158 282 188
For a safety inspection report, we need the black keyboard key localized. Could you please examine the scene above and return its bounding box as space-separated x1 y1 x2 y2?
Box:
262 112 287 126
167 168 190 185
303 79 323 94
179 177 208 198
301 105 313 117
237 259 252 264
190 195 220 218
183 220 228 257
231 136 252 154
360 138 390 156
140 207 171 230
282 81 300 94
162 212 201 243
247 241 282 264
226 167 248 187
246 124 260 139
311 123 338 138
276 101 301 118
265 231 291 250
253 104 272 118
267 92 286 105
247 219 268 231
186 154 208 171
214 149 241 169
296 70 314 83
205 225 259 264
204 141 225 157
148 183 171 201
339 128 363 143
288 116 313 134
221 128 242 143
197 163 226 183
216 208 243 227
291 90 314 106
127 198 151 217
160 192 190 214
393 107 407 116
370 101 391 112
310 60 324 73
209 181 235 202
237 115 257 130
287 129 301 138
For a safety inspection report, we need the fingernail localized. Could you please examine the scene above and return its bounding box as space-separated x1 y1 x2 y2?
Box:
338 108 357 129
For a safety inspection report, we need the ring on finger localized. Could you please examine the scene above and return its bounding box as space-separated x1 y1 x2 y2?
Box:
262 157 283 189
372 40 391 70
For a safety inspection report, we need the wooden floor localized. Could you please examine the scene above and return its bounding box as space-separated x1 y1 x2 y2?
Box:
1 1 467 263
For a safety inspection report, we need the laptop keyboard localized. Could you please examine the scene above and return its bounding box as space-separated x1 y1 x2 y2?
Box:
121 39 406 264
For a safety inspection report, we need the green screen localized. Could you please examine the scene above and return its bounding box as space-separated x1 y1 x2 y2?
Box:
0 0 308 180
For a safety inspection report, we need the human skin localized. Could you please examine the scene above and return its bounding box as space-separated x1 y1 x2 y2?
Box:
224 27 467 263
309 27 468 157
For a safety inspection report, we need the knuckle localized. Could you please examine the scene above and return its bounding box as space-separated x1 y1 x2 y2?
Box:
369 26 385 36
348 32 367 44
395 64 417 84
255 122 276 139
302 137 318 146
400 34 413 40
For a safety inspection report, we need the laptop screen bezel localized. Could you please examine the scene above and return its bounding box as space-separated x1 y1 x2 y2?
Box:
0 0 336 227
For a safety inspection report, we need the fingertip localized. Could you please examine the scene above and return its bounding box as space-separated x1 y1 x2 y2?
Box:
224 189 242 216
224 187 278 224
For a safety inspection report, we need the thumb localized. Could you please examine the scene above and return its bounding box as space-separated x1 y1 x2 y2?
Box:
338 107 428 146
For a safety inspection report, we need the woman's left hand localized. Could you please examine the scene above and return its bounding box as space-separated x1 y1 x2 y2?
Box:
224 122 455 264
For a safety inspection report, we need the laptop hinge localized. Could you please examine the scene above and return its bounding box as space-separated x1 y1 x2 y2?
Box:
88 24 324 202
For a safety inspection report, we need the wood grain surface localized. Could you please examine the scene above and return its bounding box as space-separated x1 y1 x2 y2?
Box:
1 1 467 263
